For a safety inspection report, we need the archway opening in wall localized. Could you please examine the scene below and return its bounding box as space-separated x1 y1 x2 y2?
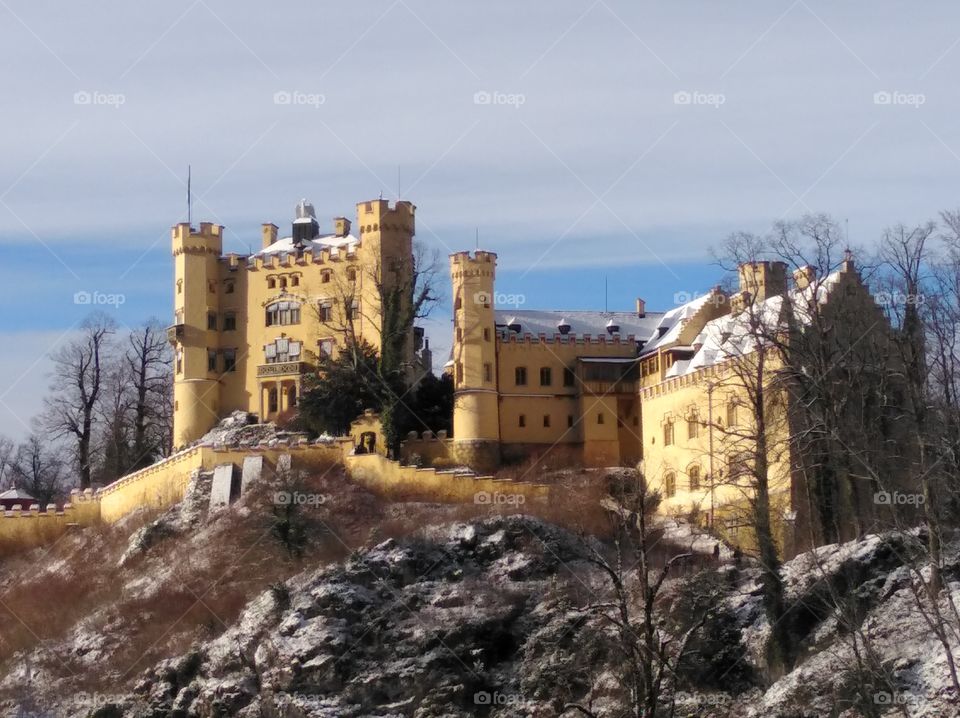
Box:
268 388 278 414
356 430 377 455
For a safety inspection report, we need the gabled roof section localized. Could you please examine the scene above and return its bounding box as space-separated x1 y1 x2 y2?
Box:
256 233 360 256
493 309 664 340
640 288 727 356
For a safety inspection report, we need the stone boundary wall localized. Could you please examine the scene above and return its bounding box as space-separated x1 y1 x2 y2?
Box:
0 489 100 551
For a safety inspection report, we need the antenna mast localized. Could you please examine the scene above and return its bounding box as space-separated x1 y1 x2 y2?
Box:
187 165 192 228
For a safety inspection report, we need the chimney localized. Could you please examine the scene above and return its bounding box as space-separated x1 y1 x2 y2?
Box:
793 265 816 290
635 298 646 318
334 217 352 237
261 223 278 249
842 248 856 273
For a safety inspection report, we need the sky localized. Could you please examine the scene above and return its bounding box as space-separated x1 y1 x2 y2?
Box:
2 0 960 439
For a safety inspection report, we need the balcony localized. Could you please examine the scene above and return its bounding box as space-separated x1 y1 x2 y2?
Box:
167 324 185 344
257 361 309 378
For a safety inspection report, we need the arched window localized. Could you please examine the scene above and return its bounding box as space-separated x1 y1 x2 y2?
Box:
265 301 301 326
321 270 332 284
290 275 299 287
664 471 676 498
267 276 277 289
687 464 701 490
279 277 287 289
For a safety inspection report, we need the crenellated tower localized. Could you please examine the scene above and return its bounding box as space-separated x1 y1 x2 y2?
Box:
450 250 500 469
170 221 223 449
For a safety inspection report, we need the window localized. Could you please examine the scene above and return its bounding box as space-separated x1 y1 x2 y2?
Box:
539 367 552 386
687 414 699 440
563 368 576 387
267 277 277 289
224 280 234 294
543 414 551 428
664 420 674 446
279 277 287 289
268 388 278 413
726 402 737 427
456 362 464 385
176 350 183 374
519 414 526 428
176 279 183 295
318 338 335 358
288 386 297 408
483 327 491 341
567 415 574 428
347 300 359 321
515 367 527 386
321 270 331 284
207 349 217 372
597 412 605 425
223 312 237 331
208 280 216 294
264 338 301 363
483 363 493 382
317 301 332 322
223 348 237 372
265 301 301 326
664 472 676 498
454 295 462 310
346 266 358 282
207 312 217 331
729 452 750 481
290 275 299 287
688 465 701 490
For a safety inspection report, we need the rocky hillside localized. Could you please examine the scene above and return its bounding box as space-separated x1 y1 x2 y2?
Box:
0 464 957 717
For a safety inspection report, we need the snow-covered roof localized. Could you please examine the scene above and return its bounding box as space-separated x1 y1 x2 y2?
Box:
493 309 664 340
667 270 844 377
0 488 37 502
640 292 719 355
256 233 360 256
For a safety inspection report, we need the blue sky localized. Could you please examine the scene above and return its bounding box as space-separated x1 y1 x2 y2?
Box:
3 0 960 438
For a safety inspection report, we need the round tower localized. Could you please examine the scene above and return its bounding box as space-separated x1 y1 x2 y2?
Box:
450 250 500 470
170 221 223 449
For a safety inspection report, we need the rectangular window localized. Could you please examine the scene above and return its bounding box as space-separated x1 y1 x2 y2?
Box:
543 414 551 428
539 367 552 386
347 300 359 321
223 313 237 331
563 368 576 387
727 403 737 427
518 414 526 428
319 338 335 358
207 350 217 372
223 349 237 372
515 367 527 386
176 351 182 374
664 421 674 446
456 362 464 385
597 412 605 425
224 281 234 294
207 312 217 331
687 417 699 440
318 302 332 322
483 327 491 341
483 363 492 382
567 415 574 428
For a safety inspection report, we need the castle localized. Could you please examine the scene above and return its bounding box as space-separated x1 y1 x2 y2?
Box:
170 198 431 449
449 250 901 553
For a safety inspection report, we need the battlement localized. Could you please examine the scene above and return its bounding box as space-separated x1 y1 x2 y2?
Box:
243 242 362 271
0 488 101 552
172 222 224 256
356 199 415 235
450 250 497 265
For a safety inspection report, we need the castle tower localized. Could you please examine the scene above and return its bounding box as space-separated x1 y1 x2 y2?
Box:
450 250 500 470
355 199 416 365
170 222 224 449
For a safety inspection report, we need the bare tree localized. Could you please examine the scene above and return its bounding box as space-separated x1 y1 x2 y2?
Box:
10 435 67 506
41 313 115 489
125 320 173 467
0 435 14 488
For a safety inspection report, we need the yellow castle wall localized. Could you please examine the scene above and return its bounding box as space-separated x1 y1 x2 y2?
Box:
0 491 101 552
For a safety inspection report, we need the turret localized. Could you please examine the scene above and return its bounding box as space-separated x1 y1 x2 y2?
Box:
450 250 500 469
171 222 224 448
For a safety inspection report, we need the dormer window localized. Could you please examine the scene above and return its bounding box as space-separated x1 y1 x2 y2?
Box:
606 319 619 334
